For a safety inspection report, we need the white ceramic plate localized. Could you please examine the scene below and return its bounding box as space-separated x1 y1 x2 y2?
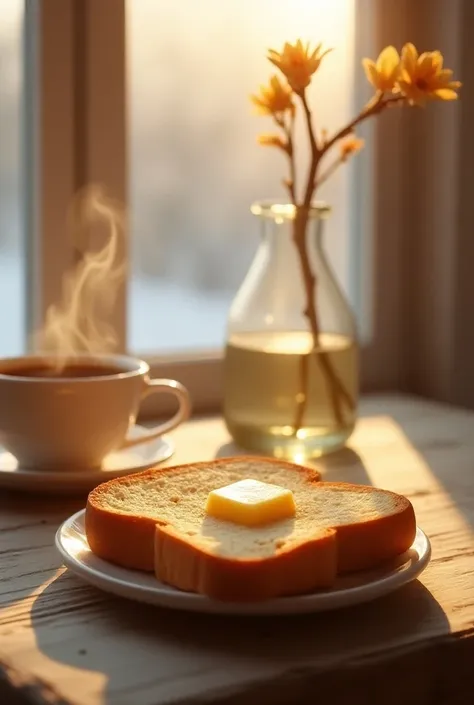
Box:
56 509 432 615
0 426 173 494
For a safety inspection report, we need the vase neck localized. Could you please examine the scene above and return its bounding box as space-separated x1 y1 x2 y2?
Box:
259 213 326 256
228 202 355 344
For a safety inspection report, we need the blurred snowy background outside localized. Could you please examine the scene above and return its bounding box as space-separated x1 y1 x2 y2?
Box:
0 0 355 355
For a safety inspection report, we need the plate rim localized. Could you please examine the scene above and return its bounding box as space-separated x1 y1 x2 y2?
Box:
55 508 432 616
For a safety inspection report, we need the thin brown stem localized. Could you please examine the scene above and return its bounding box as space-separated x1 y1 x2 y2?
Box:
293 353 309 432
288 111 297 203
291 88 359 435
321 93 405 157
274 113 296 202
315 156 345 188
292 216 354 431
299 92 320 208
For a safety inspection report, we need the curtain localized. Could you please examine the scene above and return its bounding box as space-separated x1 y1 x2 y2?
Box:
357 0 472 406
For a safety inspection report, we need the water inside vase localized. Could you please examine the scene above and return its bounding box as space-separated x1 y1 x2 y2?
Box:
224 330 357 458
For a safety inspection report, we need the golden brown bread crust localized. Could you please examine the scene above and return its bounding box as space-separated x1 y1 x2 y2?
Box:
323 483 417 573
155 524 337 601
85 456 322 572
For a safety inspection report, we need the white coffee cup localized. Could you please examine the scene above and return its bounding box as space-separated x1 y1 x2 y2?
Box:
0 353 191 471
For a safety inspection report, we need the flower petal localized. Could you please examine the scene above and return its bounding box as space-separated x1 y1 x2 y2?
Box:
320 47 333 60
433 88 459 100
377 45 400 77
401 42 418 75
417 52 435 73
431 51 444 70
250 95 270 114
362 58 379 87
340 136 365 160
399 68 412 83
438 69 453 81
258 133 287 149
267 52 282 71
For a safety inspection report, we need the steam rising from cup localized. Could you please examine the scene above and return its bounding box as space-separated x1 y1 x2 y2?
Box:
32 185 125 369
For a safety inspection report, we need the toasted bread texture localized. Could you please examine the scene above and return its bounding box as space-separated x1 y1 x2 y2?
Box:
85 456 416 602
85 457 322 572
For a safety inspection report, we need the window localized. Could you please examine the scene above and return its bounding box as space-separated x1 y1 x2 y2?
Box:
127 0 358 355
23 0 469 413
11 0 375 413
0 0 25 355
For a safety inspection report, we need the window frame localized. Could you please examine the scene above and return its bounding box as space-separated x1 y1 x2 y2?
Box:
24 0 127 348
26 0 422 419
24 0 78 339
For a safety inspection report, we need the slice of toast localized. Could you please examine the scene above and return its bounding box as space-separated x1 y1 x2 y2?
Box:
85 456 416 602
85 457 322 572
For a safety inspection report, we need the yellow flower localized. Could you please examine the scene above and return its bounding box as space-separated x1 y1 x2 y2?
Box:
397 43 461 105
267 40 332 93
257 134 288 150
250 75 294 116
340 136 365 161
362 46 400 93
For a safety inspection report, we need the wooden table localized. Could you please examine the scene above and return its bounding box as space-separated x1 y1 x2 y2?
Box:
1 394 474 705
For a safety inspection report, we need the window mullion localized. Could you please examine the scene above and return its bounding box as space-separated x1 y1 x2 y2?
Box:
24 0 127 353
24 0 78 347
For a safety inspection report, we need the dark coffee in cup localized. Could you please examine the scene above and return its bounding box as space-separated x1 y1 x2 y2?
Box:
0 364 123 379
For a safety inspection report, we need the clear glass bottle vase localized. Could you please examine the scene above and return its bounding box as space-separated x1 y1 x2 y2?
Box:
223 201 359 459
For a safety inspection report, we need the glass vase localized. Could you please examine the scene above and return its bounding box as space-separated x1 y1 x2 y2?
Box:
223 201 359 459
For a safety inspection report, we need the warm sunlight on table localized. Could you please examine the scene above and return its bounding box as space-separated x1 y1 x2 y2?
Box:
1 394 474 705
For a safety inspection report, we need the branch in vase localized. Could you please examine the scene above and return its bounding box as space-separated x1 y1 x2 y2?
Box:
274 113 297 204
291 88 355 434
315 158 343 189
321 93 405 156
316 136 365 188
291 218 351 429
299 92 320 208
288 111 297 203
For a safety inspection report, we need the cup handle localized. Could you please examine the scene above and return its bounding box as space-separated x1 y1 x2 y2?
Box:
121 378 191 449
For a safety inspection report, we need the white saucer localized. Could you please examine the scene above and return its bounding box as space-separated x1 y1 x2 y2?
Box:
56 509 432 616
0 425 173 495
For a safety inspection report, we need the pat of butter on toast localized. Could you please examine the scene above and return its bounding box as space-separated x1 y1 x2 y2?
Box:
205 478 296 526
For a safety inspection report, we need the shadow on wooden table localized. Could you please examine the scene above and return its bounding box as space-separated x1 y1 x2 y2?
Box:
29 571 450 704
0 490 84 610
215 443 374 486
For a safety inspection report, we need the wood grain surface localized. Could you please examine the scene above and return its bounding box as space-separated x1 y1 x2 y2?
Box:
1 394 474 704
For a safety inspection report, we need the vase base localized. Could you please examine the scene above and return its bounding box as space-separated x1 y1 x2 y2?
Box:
225 420 354 460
